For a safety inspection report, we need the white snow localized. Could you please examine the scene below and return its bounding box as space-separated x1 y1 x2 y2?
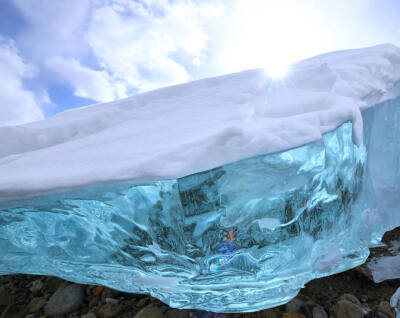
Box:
368 254 400 283
1 44 400 199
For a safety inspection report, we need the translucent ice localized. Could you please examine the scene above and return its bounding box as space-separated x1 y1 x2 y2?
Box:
1 45 400 312
1 107 384 312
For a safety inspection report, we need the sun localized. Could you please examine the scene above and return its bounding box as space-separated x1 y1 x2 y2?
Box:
263 61 289 78
219 0 327 78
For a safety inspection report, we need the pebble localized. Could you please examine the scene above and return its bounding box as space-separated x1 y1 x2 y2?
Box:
159 305 168 313
339 293 361 306
166 309 190 318
377 301 396 318
301 301 315 318
191 311 229 318
136 297 149 308
0 285 12 306
85 286 93 296
42 277 65 294
283 313 306 318
354 265 374 281
28 297 47 313
377 312 392 318
92 286 104 296
97 303 123 318
100 287 120 301
134 305 164 318
334 299 364 318
312 305 328 318
105 297 119 305
88 295 100 308
285 297 304 313
257 308 281 318
44 284 84 316
0 270 398 318
29 279 44 293
89 305 100 313
81 314 97 318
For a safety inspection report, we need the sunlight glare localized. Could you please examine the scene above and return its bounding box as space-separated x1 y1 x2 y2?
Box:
263 61 289 78
219 0 329 76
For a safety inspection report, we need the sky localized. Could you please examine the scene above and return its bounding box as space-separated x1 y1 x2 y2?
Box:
0 0 400 126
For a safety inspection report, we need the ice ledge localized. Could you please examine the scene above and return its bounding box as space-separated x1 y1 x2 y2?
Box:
0 95 399 313
0 44 400 199
0 120 369 312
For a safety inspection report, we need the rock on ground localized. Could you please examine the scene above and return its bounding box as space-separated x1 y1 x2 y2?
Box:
44 283 84 316
134 305 164 318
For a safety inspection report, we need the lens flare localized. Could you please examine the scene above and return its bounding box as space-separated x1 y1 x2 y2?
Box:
263 62 289 78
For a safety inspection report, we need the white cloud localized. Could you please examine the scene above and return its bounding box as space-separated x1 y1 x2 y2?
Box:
10 0 226 100
45 57 125 102
7 0 399 117
0 37 44 126
205 0 333 76
86 0 225 92
12 0 90 61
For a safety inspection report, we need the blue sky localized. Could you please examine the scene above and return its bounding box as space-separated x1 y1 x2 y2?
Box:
1 0 400 126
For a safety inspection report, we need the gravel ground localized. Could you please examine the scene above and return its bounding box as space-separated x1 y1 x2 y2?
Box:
1 229 399 318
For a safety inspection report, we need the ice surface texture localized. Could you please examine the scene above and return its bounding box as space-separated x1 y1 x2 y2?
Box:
1 44 400 312
3 97 400 312
363 96 400 283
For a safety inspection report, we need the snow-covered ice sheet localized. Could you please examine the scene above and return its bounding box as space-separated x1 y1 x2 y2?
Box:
0 120 370 312
0 44 400 199
1 44 400 313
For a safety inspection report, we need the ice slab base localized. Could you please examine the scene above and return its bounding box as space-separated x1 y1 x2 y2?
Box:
1 97 399 312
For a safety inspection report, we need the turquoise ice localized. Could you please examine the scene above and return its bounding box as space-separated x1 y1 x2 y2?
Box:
0 97 399 312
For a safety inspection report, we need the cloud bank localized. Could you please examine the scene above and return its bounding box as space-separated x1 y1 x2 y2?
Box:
0 37 44 126
0 0 399 125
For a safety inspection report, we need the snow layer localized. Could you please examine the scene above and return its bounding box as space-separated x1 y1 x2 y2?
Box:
1 44 400 199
